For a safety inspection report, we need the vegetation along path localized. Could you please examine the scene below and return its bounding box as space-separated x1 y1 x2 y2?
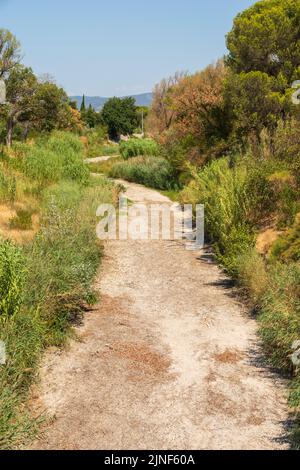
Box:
30 180 290 450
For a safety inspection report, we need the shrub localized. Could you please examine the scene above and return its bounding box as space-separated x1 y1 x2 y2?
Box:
0 310 44 449
259 262 300 374
215 224 255 278
109 155 178 190
271 214 300 262
236 248 268 305
24 133 89 185
183 158 251 248
47 131 84 157
120 138 160 160
23 179 115 345
24 147 63 183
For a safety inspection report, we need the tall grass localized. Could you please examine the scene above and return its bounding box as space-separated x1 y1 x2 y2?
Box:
120 138 160 160
23 132 89 185
0 169 16 204
0 132 118 448
109 155 178 190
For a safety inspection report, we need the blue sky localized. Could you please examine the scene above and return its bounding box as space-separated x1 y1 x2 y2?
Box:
0 0 255 96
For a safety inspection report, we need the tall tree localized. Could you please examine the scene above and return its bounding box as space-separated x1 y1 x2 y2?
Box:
147 62 230 168
0 29 21 78
32 81 74 133
146 72 186 137
80 94 86 113
101 97 138 140
225 0 300 142
226 0 300 84
5 65 37 146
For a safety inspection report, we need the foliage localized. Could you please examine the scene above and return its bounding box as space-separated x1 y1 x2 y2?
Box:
0 29 21 78
224 71 287 141
0 240 26 320
119 138 160 159
109 155 178 190
0 168 16 203
24 132 89 185
259 262 300 373
226 0 300 83
0 165 118 448
4 65 38 146
101 97 138 140
235 248 268 306
181 158 251 246
271 215 300 262
147 62 230 168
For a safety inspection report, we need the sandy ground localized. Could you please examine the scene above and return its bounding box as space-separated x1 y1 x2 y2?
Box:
29 181 290 450
85 155 119 163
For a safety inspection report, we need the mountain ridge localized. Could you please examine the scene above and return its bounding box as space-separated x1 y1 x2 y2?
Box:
70 93 153 111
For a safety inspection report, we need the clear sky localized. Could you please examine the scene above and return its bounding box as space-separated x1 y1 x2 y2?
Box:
0 0 255 96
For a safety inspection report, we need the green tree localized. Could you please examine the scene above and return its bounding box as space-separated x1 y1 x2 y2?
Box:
80 94 86 113
32 81 71 133
226 0 300 84
224 71 287 142
101 97 138 140
0 29 21 78
4 65 37 146
85 104 97 128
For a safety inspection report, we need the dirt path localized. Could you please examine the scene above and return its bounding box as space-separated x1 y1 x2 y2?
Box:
85 155 119 163
30 181 290 450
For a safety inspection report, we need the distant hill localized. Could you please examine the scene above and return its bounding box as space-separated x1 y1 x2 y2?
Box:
70 93 153 111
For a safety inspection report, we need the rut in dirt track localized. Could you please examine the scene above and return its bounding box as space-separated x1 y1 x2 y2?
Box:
30 180 290 450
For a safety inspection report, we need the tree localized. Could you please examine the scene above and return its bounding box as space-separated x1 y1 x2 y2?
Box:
0 29 21 78
226 0 300 84
146 71 186 137
32 81 66 132
147 62 230 168
101 97 138 140
169 61 229 145
80 94 86 113
84 104 97 128
225 0 300 143
4 65 37 146
224 71 287 142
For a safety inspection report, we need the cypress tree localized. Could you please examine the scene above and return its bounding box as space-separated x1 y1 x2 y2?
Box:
80 94 86 113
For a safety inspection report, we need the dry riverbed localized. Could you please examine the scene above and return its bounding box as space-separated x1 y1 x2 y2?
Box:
29 180 290 450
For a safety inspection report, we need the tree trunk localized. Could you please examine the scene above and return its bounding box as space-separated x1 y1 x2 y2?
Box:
6 118 14 147
23 124 29 141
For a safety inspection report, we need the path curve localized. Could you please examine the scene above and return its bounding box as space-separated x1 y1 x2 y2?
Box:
30 180 290 450
85 155 119 164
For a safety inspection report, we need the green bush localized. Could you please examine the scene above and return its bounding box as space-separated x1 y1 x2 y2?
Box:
0 240 26 320
271 215 300 262
259 262 300 374
24 147 63 183
23 179 115 345
235 248 268 305
0 310 44 449
120 138 160 160
24 133 89 185
109 155 178 190
47 131 85 157
184 158 251 248
215 224 255 278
